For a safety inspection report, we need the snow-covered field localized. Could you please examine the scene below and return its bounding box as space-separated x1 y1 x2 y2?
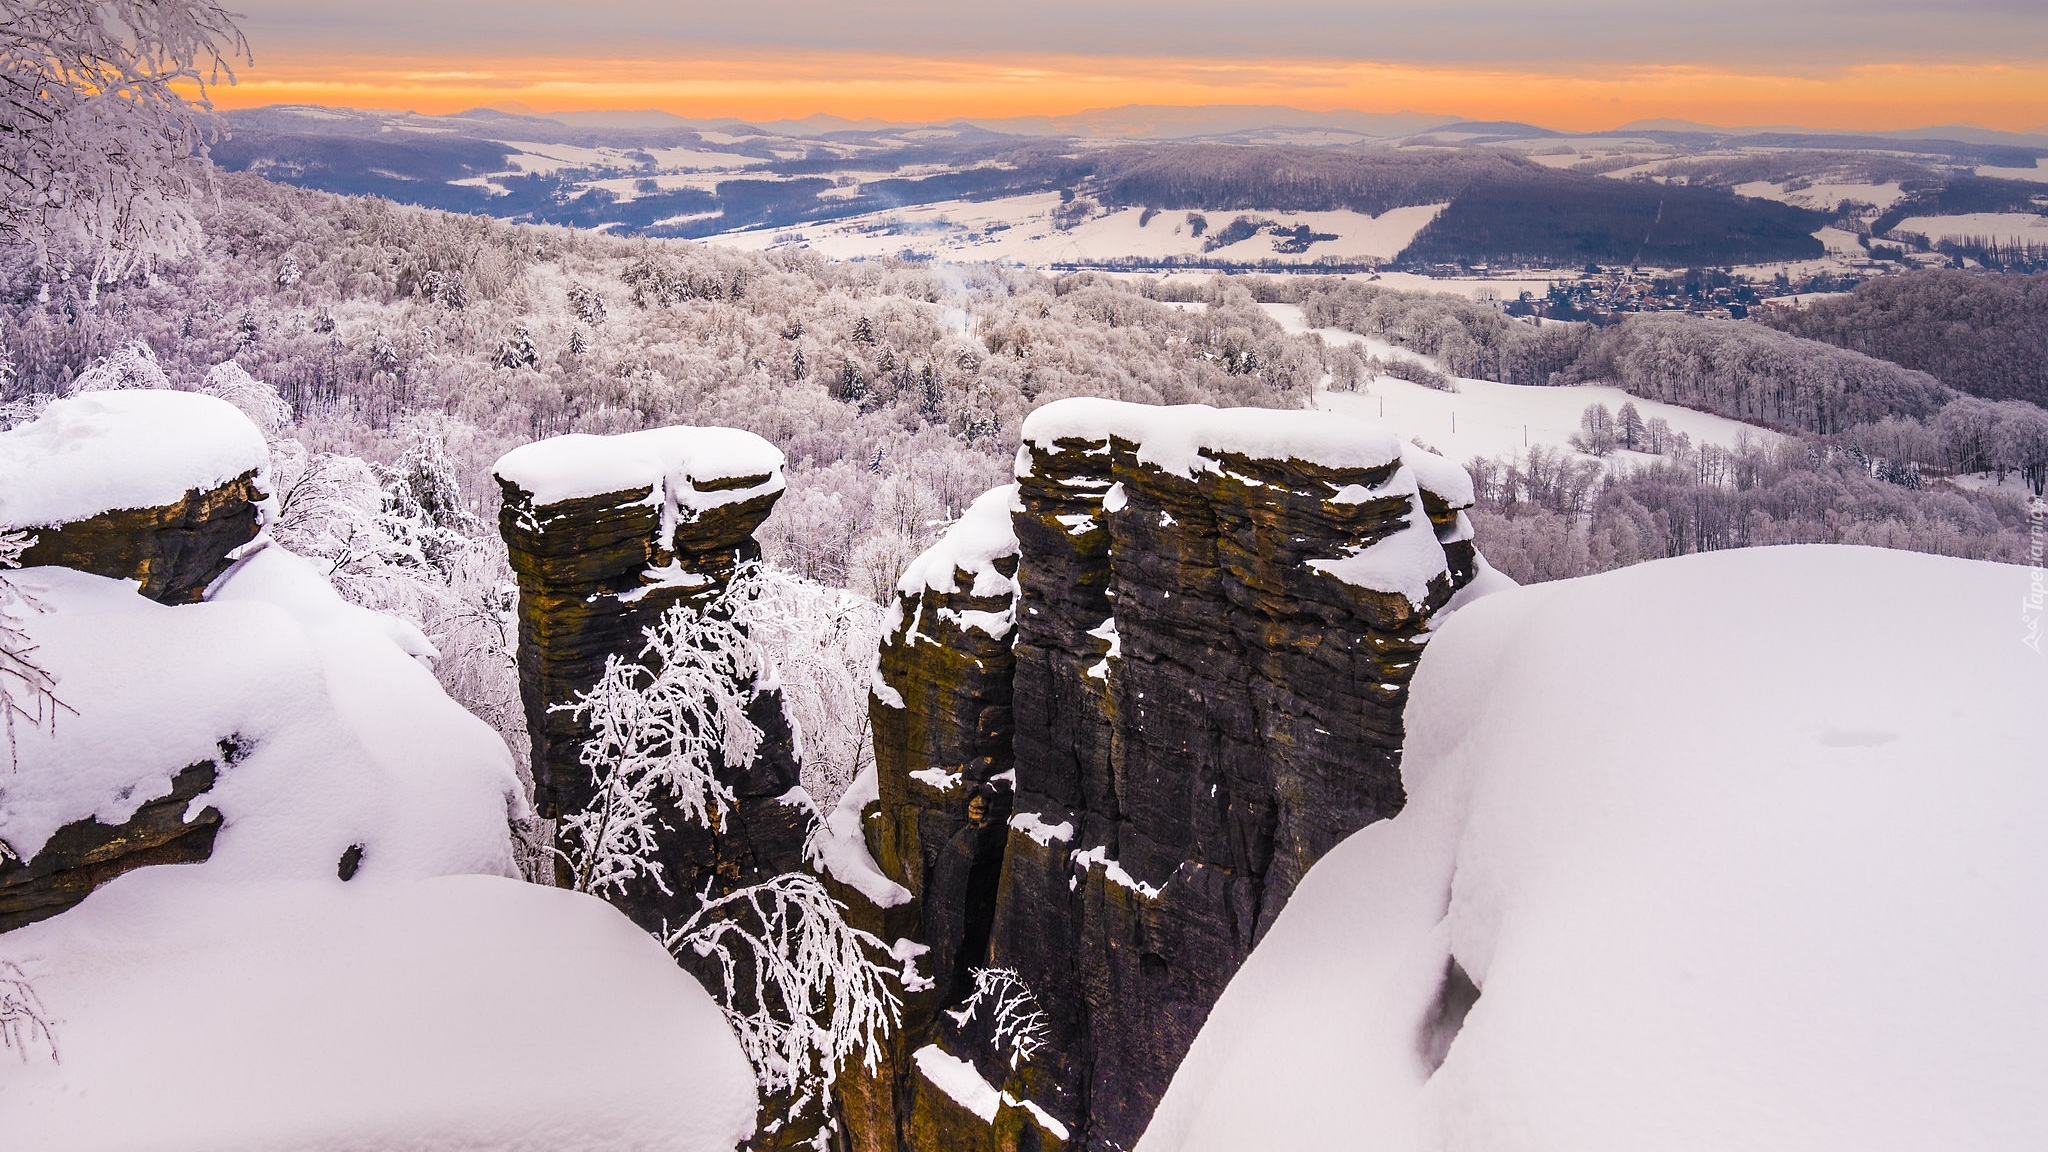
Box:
1142 545 2048 1152
1893 212 2048 245
698 192 1446 268
1976 159 2048 183
1735 179 1908 211
1256 303 1783 466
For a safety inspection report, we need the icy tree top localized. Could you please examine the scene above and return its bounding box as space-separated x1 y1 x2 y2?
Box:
1019 397 1409 480
493 426 786 511
0 391 270 530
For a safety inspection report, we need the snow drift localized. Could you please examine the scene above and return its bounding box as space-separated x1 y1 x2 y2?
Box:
1141 545 2048 1152
0 548 759 1150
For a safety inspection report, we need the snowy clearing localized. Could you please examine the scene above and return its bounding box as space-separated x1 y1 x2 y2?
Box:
1975 159 2048 183
699 193 1445 268
1143 545 2048 1152
1892 212 2048 245
1252 303 1783 468
1735 179 1908 211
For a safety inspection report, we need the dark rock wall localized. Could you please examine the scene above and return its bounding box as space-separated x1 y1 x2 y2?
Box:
18 472 265 604
0 760 222 932
837 511 1031 1152
846 412 1475 1152
495 468 811 936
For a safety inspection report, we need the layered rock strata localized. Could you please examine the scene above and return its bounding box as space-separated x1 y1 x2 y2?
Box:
0 760 223 932
843 399 1477 1152
1 391 271 604
0 392 270 927
492 428 810 934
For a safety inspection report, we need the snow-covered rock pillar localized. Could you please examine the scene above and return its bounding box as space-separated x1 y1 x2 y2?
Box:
840 399 1478 1152
493 428 810 930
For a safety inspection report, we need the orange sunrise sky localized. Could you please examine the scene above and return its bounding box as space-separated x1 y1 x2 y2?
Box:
209 2 2047 133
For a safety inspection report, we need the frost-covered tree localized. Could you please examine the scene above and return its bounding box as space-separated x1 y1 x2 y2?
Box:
200 359 289 434
0 960 59 1061
1617 401 1646 451
550 578 766 896
664 873 900 1124
68 339 170 392
1571 403 1617 457
553 562 901 1135
946 967 1050 1071
1 0 249 284
746 569 883 807
0 528 69 770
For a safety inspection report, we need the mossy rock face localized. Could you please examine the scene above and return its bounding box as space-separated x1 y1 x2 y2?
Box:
18 471 265 603
495 473 811 933
843 426 1473 1152
0 760 222 933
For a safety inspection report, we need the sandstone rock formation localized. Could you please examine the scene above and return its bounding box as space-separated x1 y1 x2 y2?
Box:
1 390 272 605
0 760 222 932
17 473 266 603
492 427 812 935
839 399 1478 1152
1 392 270 929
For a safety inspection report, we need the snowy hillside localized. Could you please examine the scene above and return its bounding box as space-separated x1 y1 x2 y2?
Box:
1141 545 2048 1152
1257 302 1785 467
702 193 1447 268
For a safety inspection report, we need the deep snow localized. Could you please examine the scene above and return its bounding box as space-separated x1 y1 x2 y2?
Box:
0 550 760 1151
1141 545 2048 1152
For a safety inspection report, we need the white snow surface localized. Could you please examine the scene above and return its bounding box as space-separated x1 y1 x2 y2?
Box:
0 872 759 1152
914 1043 1002 1122
1893 212 2048 246
493 425 786 509
0 548 759 1150
897 483 1020 598
699 192 1445 268
808 764 913 909
0 390 269 530
1 547 521 875
1141 545 2048 1152
1021 397 1407 479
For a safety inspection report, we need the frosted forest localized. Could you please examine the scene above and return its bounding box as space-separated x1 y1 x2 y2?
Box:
2 4 2045 1151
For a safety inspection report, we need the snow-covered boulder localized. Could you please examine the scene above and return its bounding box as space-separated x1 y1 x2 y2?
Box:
0 872 759 1152
1140 545 2048 1152
0 548 761 1149
1 390 271 602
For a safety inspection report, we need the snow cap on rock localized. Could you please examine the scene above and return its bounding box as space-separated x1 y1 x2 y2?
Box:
492 426 786 513
0 390 270 530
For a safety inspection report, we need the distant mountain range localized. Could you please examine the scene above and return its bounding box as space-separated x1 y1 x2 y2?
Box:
208 102 2048 270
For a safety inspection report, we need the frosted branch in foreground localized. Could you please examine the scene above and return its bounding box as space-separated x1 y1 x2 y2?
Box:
552 569 767 896
0 529 70 770
664 873 901 1123
947 967 1050 1071
0 961 59 1063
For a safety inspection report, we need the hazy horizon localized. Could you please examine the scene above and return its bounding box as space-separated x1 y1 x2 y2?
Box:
206 1 2048 133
